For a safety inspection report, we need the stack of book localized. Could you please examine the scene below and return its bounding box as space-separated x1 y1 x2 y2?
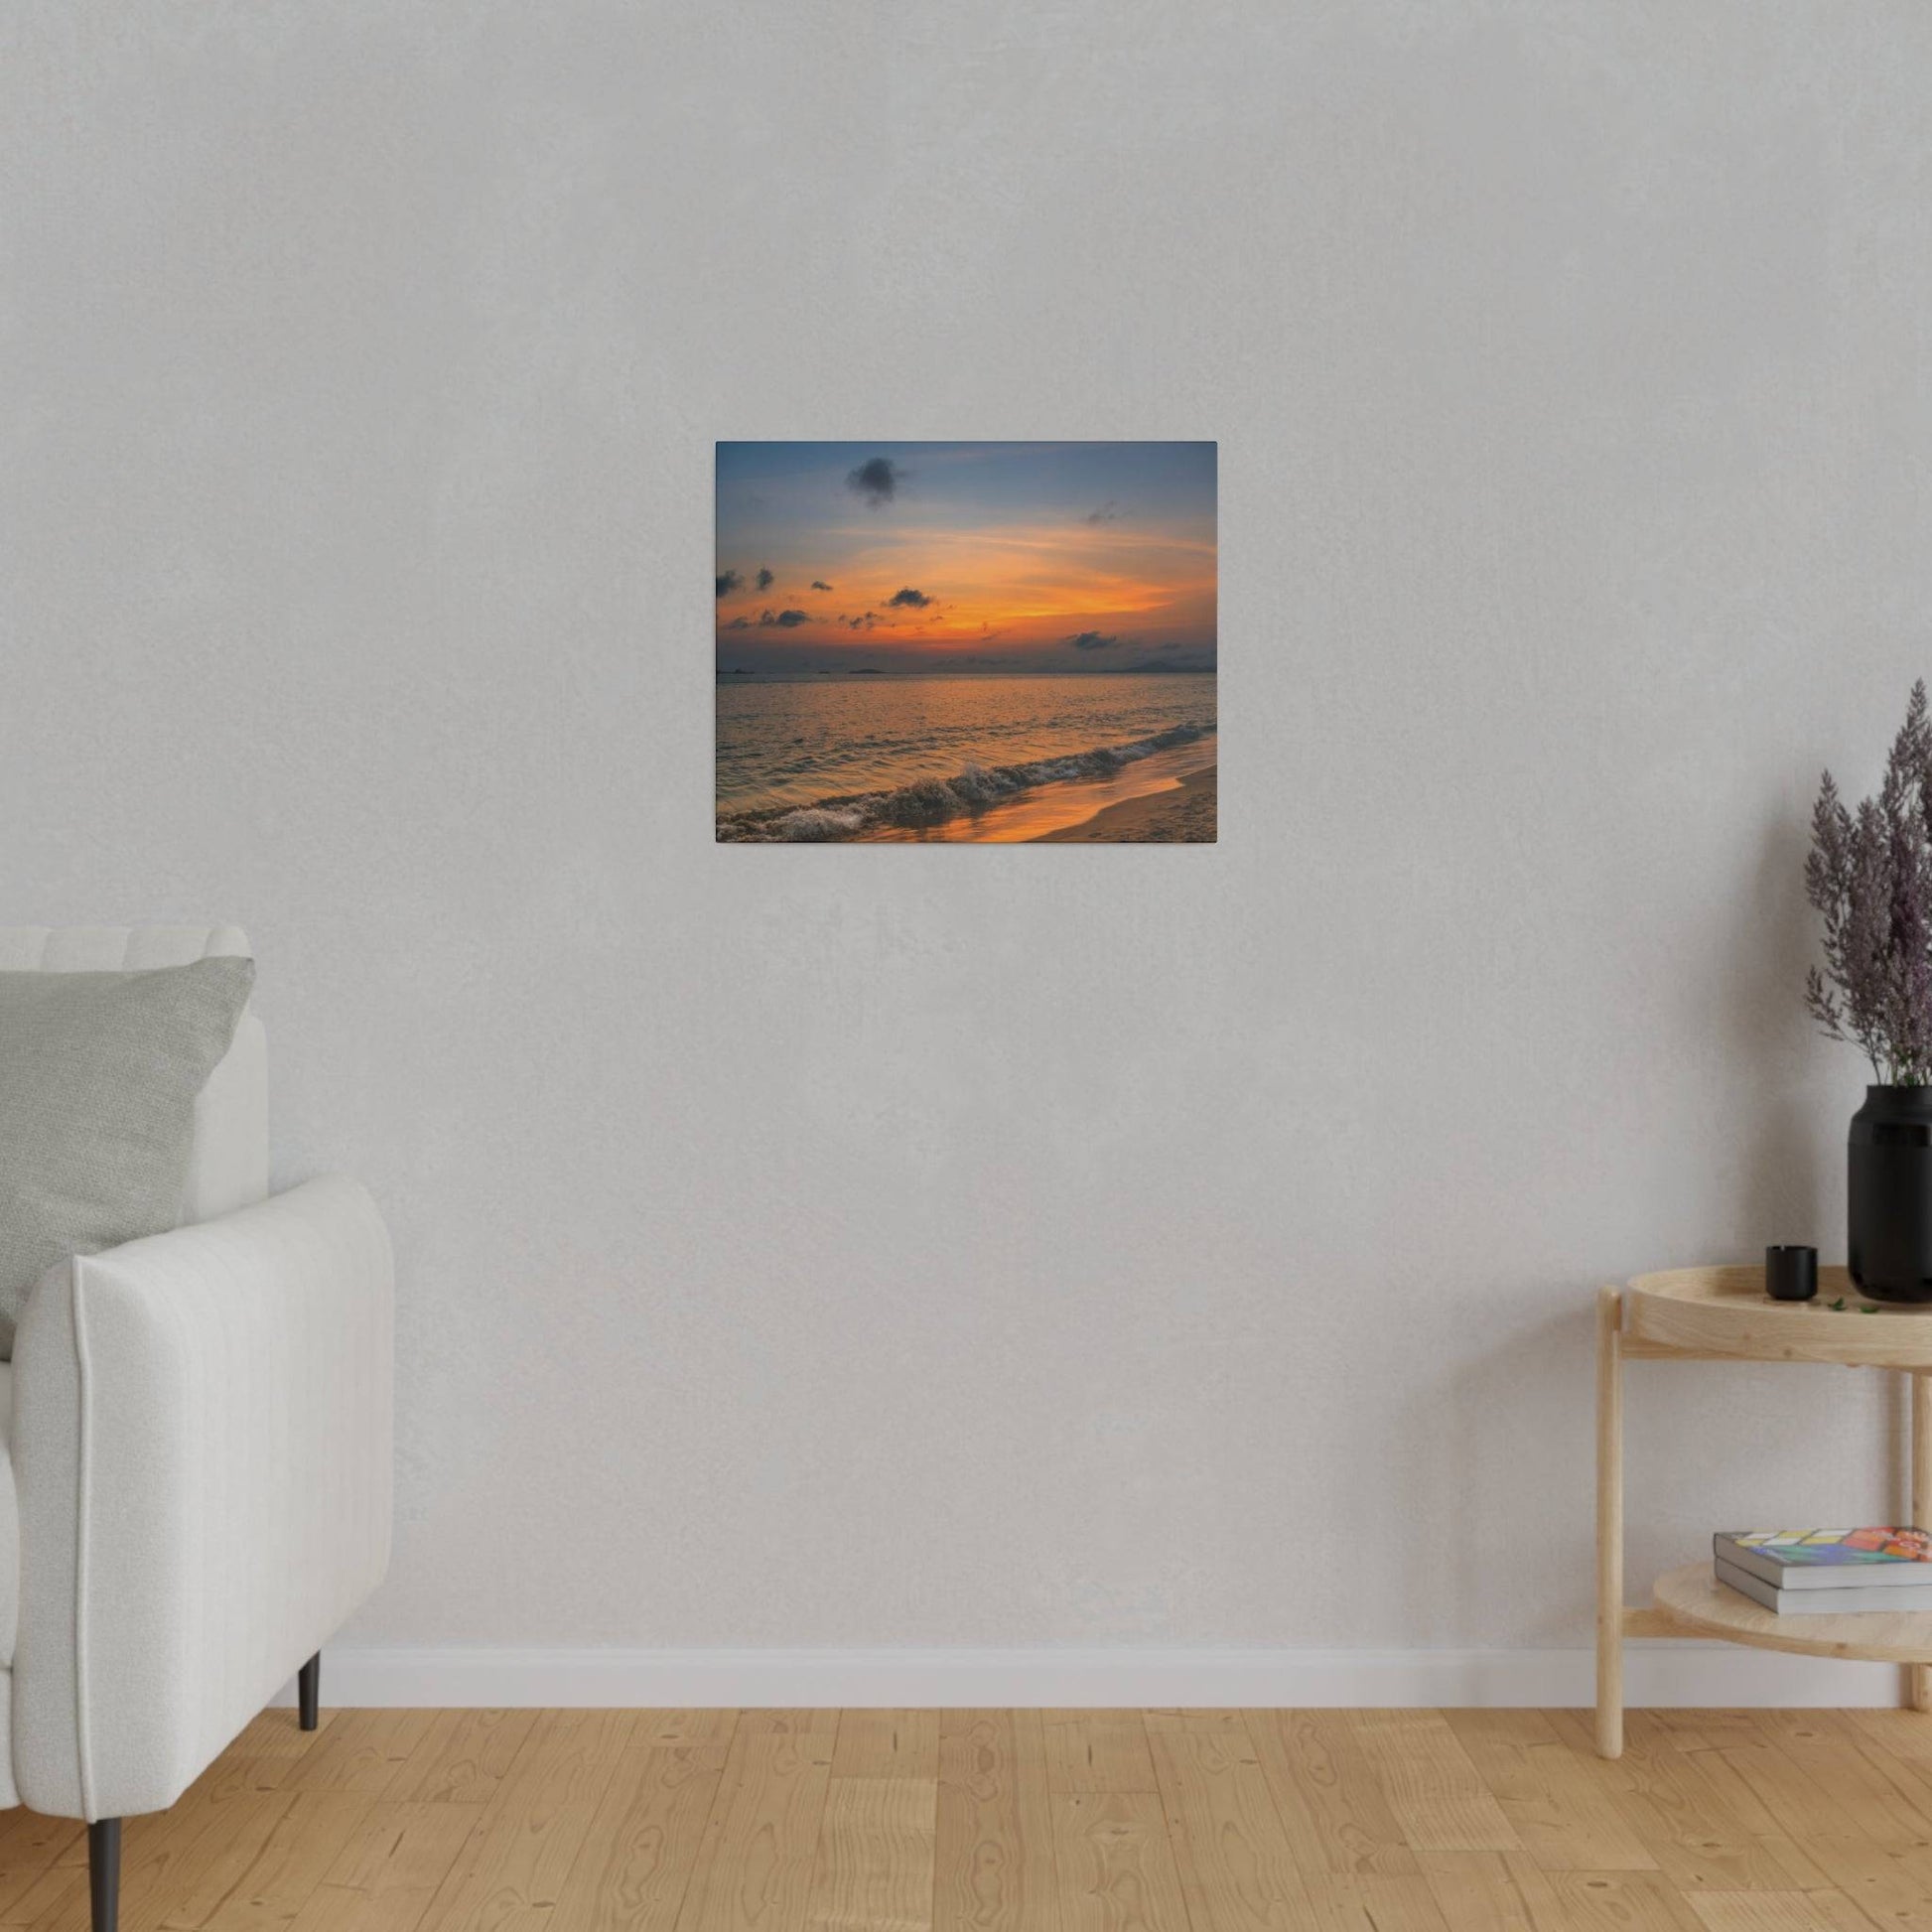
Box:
1716 1529 1932 1613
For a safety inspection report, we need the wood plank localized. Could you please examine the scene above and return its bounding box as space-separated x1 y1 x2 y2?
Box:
1547 1870 1708 1931
1849 1708 1932 1761
1748 1712 1932 1840
123 1787 296 1932
674 1727 834 1932
634 1715 743 1747
1050 1794 1188 1932
1416 1851 1566 1932
415 1710 635 1932
933 1712 1061 1932
1834 1713 1932 1853
1245 1710 1417 1875
189 1760 294 1805
278 1712 444 1798
1685 1892 1875 1931
1652 1748 1836 1893
202 1792 376 1932
382 1711 538 1805
227 1712 324 1764
0 1815 83 1925
549 1743 728 1932
1789 1839 1932 1932
1141 1711 1250 1735
1635 1714 1768 1755
282 1885 411 1932
803 1777 935 1932
1542 1711 1814 1894
315 1799 485 1924
1345 1714 1522 1854
831 1713 939 1780
1714 1727 1912 1849
1302 1872 1452 1932
1147 1726 1314 1929
7 1858 86 1932
1444 1709 1653 1870
1040 1719 1156 1796
286 1885 444 1932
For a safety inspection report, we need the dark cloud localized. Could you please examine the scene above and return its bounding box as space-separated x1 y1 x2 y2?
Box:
887 587 932 609
840 612 878 629
1085 501 1120 524
810 580 832 592
756 567 774 592
716 569 742 599
846 457 899 505
759 608 810 627
725 616 751 629
1065 630 1119 651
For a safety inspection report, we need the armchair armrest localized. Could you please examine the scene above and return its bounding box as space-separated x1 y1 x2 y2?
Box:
10 1176 392 1819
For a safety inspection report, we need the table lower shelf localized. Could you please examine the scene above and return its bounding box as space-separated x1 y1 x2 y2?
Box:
1645 1561 1932 1664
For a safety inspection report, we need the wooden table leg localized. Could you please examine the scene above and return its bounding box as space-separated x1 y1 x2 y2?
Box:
1913 1372 1932 1714
1597 1285 1623 1758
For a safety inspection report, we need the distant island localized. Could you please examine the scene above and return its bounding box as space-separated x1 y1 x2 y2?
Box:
849 667 883 676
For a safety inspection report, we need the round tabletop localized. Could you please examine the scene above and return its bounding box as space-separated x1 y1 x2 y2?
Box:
1653 1560 1932 1663
1625 1265 1932 1369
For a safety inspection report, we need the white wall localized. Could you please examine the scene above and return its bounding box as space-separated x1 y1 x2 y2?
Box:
5 0 1932 1694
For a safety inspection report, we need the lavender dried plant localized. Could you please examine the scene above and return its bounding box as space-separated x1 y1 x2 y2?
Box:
1806 681 1932 1084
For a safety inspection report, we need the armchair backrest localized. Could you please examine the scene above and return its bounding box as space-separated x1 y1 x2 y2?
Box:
0 925 268 1223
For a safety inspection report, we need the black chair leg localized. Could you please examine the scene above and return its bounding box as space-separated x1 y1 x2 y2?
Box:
298 1652 321 1731
88 1819 120 1932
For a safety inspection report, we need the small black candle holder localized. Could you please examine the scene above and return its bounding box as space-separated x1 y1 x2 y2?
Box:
1766 1245 1818 1303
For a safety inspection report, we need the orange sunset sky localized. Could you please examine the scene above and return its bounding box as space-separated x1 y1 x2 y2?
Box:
715 442 1216 675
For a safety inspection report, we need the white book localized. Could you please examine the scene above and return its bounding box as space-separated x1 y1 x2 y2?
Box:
1716 1557 1932 1616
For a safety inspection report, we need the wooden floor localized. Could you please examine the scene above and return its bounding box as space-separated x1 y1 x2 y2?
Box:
16 1707 1932 1930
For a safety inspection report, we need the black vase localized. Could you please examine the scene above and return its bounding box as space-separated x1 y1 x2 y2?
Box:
1850 1085 1932 1303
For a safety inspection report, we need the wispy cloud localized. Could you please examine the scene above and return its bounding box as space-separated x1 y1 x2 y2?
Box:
1065 630 1118 651
810 580 833 591
1085 501 1120 524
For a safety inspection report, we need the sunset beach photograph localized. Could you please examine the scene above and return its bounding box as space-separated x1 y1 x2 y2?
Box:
715 441 1216 842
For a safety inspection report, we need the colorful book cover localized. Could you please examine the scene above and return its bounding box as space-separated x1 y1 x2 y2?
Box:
1721 1529 1932 1568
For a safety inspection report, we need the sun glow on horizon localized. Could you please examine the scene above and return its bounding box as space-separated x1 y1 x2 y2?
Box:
716 442 1216 673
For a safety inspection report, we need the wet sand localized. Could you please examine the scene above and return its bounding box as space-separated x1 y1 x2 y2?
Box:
854 741 1214 843
1034 764 1216 843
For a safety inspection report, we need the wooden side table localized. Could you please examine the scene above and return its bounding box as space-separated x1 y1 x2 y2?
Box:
1596 1266 1932 1759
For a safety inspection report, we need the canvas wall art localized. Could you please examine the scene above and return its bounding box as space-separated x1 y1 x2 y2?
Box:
715 441 1217 843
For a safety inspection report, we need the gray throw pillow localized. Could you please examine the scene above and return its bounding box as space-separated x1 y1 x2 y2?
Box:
0 956 256 1355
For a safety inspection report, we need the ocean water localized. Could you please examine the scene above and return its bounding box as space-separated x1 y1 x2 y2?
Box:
715 671 1217 842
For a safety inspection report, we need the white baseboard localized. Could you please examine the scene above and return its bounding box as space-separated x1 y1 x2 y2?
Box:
275 1644 1912 1710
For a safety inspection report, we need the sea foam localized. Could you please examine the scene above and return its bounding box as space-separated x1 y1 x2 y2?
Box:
717 722 1213 843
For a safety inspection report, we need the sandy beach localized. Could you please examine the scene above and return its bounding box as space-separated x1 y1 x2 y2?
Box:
1034 764 1216 843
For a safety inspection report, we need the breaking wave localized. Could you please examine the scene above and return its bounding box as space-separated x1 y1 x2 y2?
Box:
716 722 1215 843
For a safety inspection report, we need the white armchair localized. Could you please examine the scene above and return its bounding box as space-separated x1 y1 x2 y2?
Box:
0 928 393 1932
